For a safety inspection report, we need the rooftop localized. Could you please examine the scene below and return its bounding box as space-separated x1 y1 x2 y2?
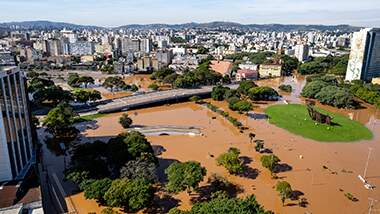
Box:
210 60 232 76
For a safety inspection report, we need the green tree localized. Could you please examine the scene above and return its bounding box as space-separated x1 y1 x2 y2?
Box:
43 103 78 137
211 85 229 101
33 85 73 106
166 161 207 193
119 113 133 129
130 84 139 92
26 70 40 79
229 100 252 113
224 89 240 100
84 178 112 204
103 76 126 91
276 181 293 206
65 170 90 187
237 80 257 95
72 89 101 103
248 87 279 101
168 195 272 214
216 148 244 175
101 208 120 214
260 155 280 177
124 131 154 160
104 178 153 211
301 80 329 98
163 73 179 86
120 159 157 182
151 67 175 81
67 73 80 87
315 86 355 108
28 77 54 93
281 55 299 75
77 76 95 88
148 83 159 91
278 85 292 93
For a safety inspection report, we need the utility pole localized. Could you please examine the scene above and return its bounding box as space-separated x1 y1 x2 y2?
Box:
364 148 373 179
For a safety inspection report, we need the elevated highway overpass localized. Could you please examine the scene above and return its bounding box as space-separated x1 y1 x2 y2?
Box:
96 84 238 113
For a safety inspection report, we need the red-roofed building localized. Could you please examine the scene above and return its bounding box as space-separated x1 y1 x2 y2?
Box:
210 60 233 76
236 69 258 81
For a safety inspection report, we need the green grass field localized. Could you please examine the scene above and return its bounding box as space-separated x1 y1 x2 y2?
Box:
265 104 373 142
75 113 107 123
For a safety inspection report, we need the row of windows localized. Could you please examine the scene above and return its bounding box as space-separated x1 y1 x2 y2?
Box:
0 71 32 179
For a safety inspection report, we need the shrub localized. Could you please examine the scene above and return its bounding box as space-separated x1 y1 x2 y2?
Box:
148 83 159 91
276 181 293 205
278 84 292 93
216 148 244 174
119 113 133 129
260 155 280 177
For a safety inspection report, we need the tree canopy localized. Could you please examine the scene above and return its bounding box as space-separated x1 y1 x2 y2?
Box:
168 195 272 214
165 161 207 193
84 178 112 204
211 85 230 101
260 154 280 176
119 113 133 129
103 76 127 91
299 55 348 75
104 178 153 212
276 181 293 206
72 88 101 103
43 103 78 137
120 159 157 182
248 87 279 101
216 148 244 175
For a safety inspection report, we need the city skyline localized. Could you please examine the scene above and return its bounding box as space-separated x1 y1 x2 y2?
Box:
0 0 379 27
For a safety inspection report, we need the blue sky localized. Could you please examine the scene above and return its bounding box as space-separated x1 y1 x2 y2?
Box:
0 0 379 27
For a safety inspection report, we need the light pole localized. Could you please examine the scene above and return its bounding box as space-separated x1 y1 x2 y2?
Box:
363 147 373 179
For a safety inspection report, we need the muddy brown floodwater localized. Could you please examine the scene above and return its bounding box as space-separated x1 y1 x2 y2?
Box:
70 76 380 214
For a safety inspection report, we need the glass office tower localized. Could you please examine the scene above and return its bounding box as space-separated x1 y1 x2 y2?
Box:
0 67 34 182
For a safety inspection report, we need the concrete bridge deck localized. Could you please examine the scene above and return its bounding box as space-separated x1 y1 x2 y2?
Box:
97 84 238 113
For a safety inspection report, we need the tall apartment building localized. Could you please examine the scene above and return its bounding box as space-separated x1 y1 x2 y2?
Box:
121 38 140 55
346 28 380 81
294 44 309 62
0 67 34 182
46 39 62 57
69 41 95 56
140 39 152 53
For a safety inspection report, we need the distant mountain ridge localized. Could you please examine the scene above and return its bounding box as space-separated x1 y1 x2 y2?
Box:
0 20 362 32
0 20 101 30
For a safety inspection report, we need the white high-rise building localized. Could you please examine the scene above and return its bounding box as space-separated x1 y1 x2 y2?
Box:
294 44 309 62
140 39 152 53
346 28 380 81
61 29 78 43
0 67 34 182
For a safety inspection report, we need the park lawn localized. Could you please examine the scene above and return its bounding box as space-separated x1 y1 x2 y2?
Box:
76 113 107 122
265 104 373 142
